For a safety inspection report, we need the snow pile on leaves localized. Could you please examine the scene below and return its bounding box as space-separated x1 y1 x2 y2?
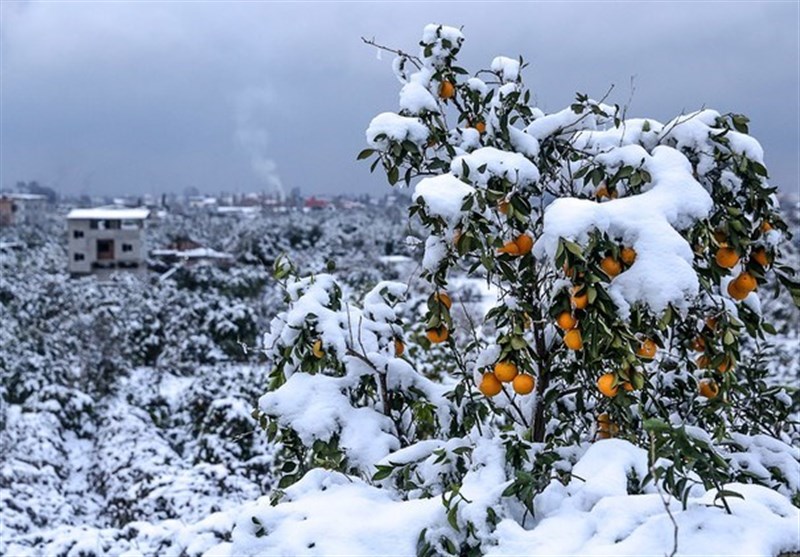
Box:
209 440 797 556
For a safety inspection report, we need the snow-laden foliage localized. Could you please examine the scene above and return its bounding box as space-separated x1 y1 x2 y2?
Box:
1 206 424 555
248 24 800 557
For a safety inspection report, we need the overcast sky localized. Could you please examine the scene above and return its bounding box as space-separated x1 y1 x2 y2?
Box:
1 1 798 198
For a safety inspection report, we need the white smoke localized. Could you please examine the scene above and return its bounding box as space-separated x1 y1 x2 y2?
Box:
234 87 285 200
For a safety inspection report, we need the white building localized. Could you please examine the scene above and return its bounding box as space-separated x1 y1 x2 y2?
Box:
67 207 150 276
0 193 48 226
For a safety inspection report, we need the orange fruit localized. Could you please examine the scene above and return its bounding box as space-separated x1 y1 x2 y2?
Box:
727 280 749 301
493 361 519 382
705 317 718 331
570 286 589 310
637 338 657 359
512 373 535 395
498 201 509 214
439 80 455 100
597 373 619 397
731 272 757 297
426 326 449 344
595 185 616 200
515 234 534 255
564 328 583 351
479 372 502 397
600 256 622 278
556 311 577 330
622 381 635 392
597 413 620 439
713 229 727 243
696 355 711 369
698 378 719 399
690 336 706 352
751 247 769 267
434 292 453 309
760 221 773 233
394 339 405 357
498 240 521 255
473 121 486 134
563 262 575 278
717 355 734 373
312 339 325 359
715 247 739 269
620 247 637 265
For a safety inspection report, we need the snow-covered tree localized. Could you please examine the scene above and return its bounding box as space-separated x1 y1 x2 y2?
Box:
250 24 799 555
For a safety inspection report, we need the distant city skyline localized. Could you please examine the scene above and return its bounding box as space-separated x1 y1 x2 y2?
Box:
2 2 798 197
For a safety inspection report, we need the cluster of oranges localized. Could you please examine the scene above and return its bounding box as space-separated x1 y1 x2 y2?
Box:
479 361 536 398
559 245 638 354
713 227 772 302
498 233 534 257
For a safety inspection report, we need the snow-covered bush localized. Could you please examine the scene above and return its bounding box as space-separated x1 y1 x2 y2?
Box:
255 24 799 555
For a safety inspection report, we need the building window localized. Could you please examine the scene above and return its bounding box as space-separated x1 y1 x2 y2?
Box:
73 230 84 239
74 253 85 261
122 243 133 252
90 220 99 230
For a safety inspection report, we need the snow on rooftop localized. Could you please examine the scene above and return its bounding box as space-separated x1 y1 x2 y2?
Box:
67 207 150 220
2 193 47 201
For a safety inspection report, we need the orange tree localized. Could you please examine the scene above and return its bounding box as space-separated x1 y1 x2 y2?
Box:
257 24 799 555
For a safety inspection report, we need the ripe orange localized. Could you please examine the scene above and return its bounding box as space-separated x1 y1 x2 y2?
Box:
515 234 534 255
620 247 637 266
690 336 706 352
696 355 711 369
595 185 617 200
622 381 635 392
512 373 535 395
394 339 405 357
435 292 453 309
715 247 739 269
717 355 734 373
570 286 589 310
563 262 575 278
564 328 583 351
312 339 325 359
600 256 622 278
597 413 619 439
473 121 486 134
426 326 449 344
439 80 455 100
597 373 619 397
713 229 727 243
705 317 718 331
479 372 502 397
637 338 657 359
731 272 757 298
498 240 521 255
727 279 749 301
751 247 769 267
498 201 509 215
760 221 773 233
556 311 577 330
698 378 719 399
494 361 519 382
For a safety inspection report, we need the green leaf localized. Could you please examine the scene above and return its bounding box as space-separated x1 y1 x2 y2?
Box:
357 148 375 160
388 166 399 185
643 418 671 433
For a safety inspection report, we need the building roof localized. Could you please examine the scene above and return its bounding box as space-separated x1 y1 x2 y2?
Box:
1 193 47 201
67 207 150 220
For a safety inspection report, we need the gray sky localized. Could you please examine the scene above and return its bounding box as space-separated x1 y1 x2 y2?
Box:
2 1 798 198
